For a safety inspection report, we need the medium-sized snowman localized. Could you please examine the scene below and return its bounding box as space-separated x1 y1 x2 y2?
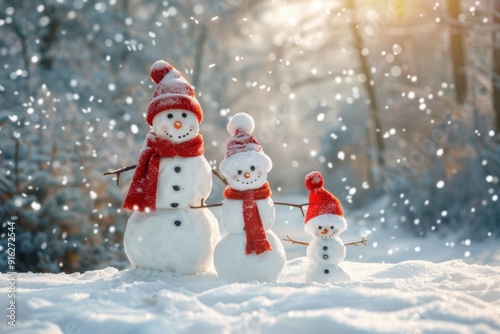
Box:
122 60 218 274
213 113 286 282
302 171 351 283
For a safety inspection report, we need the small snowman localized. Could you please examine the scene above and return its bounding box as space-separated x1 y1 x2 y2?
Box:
302 171 351 283
122 60 219 274
213 113 286 282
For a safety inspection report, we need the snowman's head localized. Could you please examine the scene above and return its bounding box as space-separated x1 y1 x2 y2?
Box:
220 151 272 191
220 113 273 191
152 109 199 144
304 214 347 239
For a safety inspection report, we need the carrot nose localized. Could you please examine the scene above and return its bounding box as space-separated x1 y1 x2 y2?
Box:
174 121 182 129
244 172 251 179
321 228 328 235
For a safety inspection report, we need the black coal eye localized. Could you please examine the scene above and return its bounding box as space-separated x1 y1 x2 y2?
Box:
167 113 173 119
250 166 255 171
237 170 242 175
331 226 334 229
182 112 187 118
318 226 322 230
174 220 181 227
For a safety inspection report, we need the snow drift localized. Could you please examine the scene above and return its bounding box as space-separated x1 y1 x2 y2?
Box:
1 258 499 334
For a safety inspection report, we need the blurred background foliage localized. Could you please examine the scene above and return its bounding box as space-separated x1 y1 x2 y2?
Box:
0 0 499 273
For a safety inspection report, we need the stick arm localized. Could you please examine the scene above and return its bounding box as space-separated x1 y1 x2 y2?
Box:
190 198 223 209
282 234 310 246
283 235 368 247
274 202 309 217
103 164 137 185
211 169 229 186
104 164 227 187
344 236 368 247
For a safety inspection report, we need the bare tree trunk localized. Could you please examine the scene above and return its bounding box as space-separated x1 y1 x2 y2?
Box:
14 137 20 192
9 9 31 95
447 0 468 105
39 4 60 71
493 0 500 133
345 0 385 184
191 24 207 89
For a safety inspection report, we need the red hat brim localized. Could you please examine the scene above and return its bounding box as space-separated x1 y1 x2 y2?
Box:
147 94 203 126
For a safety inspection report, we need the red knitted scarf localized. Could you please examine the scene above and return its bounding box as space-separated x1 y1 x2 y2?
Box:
223 182 273 255
123 132 204 212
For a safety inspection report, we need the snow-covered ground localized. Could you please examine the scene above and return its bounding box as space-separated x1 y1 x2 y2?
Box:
1 259 499 333
2 197 500 333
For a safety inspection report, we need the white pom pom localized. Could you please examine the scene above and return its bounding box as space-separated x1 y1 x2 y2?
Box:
227 113 255 136
150 60 173 84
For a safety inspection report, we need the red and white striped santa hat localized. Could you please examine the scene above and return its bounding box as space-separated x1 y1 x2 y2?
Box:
219 113 272 175
146 60 203 126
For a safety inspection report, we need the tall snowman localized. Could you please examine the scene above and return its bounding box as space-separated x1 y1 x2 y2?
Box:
214 113 286 282
303 171 350 283
123 60 219 274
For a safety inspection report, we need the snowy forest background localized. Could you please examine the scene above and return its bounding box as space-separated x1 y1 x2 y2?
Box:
0 0 499 273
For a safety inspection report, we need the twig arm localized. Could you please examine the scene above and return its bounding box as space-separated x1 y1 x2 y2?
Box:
103 164 137 185
344 236 368 247
274 202 309 217
284 235 367 247
190 198 223 209
282 234 310 246
211 169 229 186
104 165 227 187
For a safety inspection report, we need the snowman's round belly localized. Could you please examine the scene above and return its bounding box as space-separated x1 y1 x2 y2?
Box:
155 156 212 209
306 239 346 266
214 231 286 282
124 208 219 274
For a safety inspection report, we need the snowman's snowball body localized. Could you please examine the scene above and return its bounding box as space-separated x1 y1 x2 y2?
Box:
124 208 219 274
214 231 285 282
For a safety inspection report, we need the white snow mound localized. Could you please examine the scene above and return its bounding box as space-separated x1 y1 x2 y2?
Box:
1 259 499 333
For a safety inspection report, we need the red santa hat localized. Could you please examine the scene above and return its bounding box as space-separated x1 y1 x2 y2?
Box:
219 113 272 176
146 60 203 126
304 171 347 234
